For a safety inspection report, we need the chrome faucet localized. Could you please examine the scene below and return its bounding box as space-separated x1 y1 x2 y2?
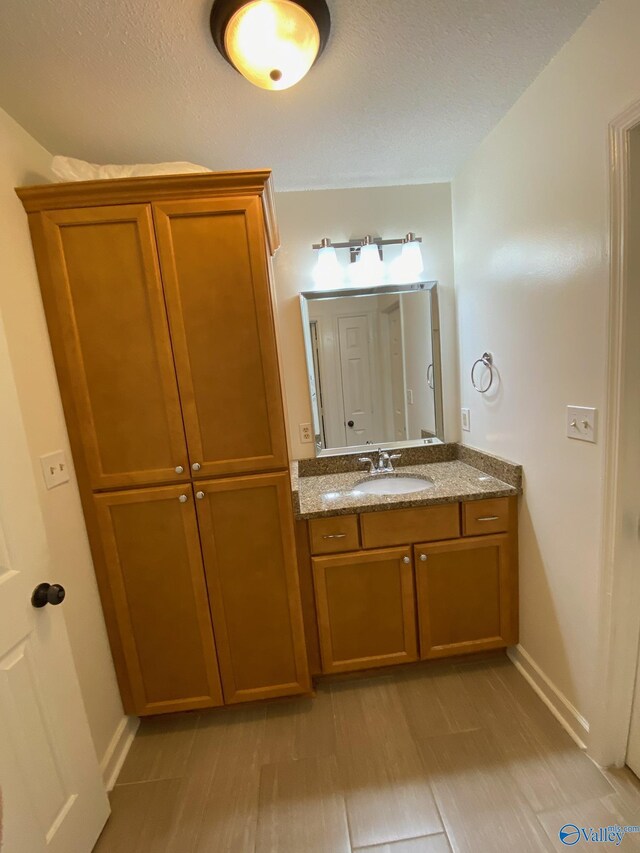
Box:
358 448 402 475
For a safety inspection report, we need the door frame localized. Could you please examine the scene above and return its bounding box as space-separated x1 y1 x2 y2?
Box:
591 98 640 768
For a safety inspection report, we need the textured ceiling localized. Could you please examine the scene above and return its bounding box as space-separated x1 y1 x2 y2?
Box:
0 0 599 191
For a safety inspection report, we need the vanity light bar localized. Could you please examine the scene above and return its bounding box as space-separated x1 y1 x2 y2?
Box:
312 233 422 262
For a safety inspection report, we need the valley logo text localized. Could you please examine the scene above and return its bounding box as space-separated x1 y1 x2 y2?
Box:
559 823 640 846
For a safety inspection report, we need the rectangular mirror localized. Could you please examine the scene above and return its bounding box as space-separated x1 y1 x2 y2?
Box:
300 282 444 455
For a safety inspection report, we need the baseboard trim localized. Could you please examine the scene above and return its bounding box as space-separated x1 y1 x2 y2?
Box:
100 715 139 791
507 644 589 750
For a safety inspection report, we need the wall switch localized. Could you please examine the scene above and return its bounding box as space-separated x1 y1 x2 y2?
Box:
461 408 471 432
299 423 313 444
407 389 414 405
40 450 70 489
566 406 598 443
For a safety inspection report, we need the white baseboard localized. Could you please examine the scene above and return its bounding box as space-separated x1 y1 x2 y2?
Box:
507 644 589 750
100 715 139 791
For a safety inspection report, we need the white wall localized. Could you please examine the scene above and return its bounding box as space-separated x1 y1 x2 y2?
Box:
452 0 640 731
273 183 458 459
0 105 126 772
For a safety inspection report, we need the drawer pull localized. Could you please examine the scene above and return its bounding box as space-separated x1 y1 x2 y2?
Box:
476 516 500 522
322 533 347 540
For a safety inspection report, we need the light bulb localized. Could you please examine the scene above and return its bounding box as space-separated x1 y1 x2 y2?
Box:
224 1 320 91
313 241 342 288
399 235 424 281
356 239 384 284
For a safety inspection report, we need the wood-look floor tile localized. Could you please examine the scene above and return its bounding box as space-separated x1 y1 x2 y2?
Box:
395 665 481 740
94 778 181 853
537 795 640 851
419 728 551 852
165 705 266 853
256 755 350 853
332 677 442 848
355 832 452 852
261 686 336 765
117 712 199 784
455 659 613 812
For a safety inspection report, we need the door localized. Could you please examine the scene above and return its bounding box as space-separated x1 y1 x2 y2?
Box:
0 317 108 852
194 472 310 703
37 205 190 490
387 304 407 441
152 196 288 477
93 485 223 715
415 535 516 659
337 313 375 446
312 547 418 674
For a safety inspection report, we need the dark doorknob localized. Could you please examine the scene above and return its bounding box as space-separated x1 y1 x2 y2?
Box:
347 420 354 428
31 583 66 608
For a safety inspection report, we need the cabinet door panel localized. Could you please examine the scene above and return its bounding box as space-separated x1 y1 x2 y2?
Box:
39 205 189 489
415 534 516 659
195 473 310 703
153 197 288 477
312 548 418 674
94 485 223 715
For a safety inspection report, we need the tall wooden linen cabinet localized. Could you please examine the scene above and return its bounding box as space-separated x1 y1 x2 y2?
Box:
17 171 310 716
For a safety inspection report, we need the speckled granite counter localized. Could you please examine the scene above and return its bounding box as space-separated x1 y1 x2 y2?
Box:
291 445 522 519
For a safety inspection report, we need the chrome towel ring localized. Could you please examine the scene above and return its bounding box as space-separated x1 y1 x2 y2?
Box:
471 352 495 393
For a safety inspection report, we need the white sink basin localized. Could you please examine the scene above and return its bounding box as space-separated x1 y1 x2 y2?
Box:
353 475 435 496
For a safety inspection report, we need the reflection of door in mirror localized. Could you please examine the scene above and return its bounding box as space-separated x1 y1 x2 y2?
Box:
401 292 436 438
307 321 327 448
337 314 376 446
383 302 408 442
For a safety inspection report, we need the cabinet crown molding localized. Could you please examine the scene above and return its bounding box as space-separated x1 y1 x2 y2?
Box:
15 169 280 254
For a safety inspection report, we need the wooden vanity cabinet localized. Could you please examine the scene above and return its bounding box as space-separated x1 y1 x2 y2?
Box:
415 534 516 659
312 547 418 673
19 173 310 715
303 496 518 675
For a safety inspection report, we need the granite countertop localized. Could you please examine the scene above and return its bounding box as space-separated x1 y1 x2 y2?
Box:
292 459 520 520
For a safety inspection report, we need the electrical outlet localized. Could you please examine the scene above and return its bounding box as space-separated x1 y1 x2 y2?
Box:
567 406 598 443
299 423 313 444
40 450 70 489
461 408 471 432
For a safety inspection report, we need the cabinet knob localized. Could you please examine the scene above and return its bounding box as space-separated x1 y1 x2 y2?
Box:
196 491 205 500
178 494 188 503
175 465 184 474
192 462 201 472
402 556 410 564
420 554 427 562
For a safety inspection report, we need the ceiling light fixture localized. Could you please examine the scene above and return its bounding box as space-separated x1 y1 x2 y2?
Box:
210 0 331 91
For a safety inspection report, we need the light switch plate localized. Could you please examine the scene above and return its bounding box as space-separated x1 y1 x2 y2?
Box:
461 408 471 432
407 389 414 405
40 450 70 489
567 406 598 443
299 423 313 444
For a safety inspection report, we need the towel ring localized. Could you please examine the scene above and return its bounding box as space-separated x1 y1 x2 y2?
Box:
471 352 495 393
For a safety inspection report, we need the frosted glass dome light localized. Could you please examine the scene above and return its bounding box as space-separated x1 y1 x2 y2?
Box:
356 237 385 284
399 233 424 280
313 238 343 288
211 0 331 91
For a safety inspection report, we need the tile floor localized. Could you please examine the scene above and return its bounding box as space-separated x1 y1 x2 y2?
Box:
93 656 640 852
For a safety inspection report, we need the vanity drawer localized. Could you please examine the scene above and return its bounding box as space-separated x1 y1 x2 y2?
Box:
309 515 360 554
360 504 460 549
462 498 511 536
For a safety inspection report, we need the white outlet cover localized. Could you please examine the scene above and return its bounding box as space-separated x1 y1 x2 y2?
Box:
566 406 598 443
299 423 313 444
461 408 471 432
40 450 70 489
